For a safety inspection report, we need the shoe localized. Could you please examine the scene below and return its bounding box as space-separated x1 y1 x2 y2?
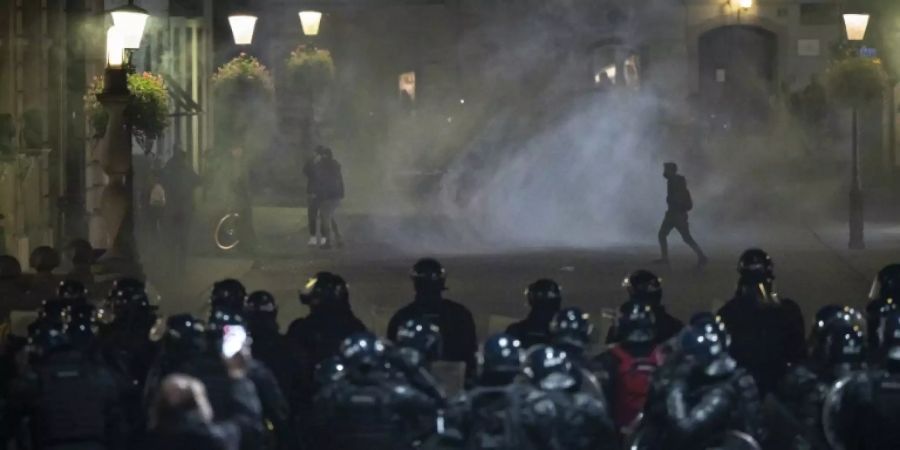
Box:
307 237 318 247
319 237 328 246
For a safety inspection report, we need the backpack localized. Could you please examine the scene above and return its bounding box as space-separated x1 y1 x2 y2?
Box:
465 387 525 450
609 345 661 429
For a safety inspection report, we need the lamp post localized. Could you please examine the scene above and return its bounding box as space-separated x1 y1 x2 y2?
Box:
97 24 142 276
844 12 870 250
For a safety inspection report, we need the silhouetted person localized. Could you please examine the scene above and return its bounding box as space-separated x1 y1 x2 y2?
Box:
0 255 31 321
656 162 707 266
65 238 97 287
308 146 344 249
163 150 201 274
388 258 478 380
28 245 61 303
606 270 683 346
506 279 562 350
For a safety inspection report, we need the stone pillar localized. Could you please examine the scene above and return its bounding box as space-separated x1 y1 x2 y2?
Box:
95 68 141 277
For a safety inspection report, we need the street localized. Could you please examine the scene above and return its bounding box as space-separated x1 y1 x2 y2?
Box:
154 206 897 344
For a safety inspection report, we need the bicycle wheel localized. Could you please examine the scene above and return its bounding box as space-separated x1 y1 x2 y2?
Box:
215 213 241 251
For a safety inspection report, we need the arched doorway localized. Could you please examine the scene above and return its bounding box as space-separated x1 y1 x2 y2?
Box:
698 25 777 129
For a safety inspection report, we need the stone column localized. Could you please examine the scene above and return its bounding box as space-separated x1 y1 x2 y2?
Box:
96 68 141 277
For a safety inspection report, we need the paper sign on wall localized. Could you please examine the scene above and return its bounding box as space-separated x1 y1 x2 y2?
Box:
798 39 821 56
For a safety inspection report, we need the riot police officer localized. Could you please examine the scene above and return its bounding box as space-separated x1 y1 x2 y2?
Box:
549 307 604 397
244 290 301 402
607 270 684 345
389 317 446 403
313 332 438 450
476 333 525 387
445 334 540 450
866 263 900 351
209 309 293 450
717 249 806 397
655 323 764 450
388 258 478 378
506 279 562 350
98 278 159 389
777 306 866 450
523 345 617 450
6 324 128 450
822 308 900 450
157 310 262 450
287 272 366 367
592 301 663 433
211 278 249 317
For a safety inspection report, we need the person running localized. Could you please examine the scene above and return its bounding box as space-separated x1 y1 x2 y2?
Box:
656 162 707 267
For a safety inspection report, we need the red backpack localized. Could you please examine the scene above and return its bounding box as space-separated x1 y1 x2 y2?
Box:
609 345 662 429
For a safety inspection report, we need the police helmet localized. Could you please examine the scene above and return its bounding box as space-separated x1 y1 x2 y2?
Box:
28 323 70 357
410 258 447 292
737 248 774 283
870 264 900 301
688 312 731 350
299 272 349 306
811 304 845 344
680 323 728 365
108 278 149 309
246 290 278 315
549 307 594 351
395 317 443 362
479 333 525 377
159 314 207 355
623 270 662 304
38 299 66 325
525 279 562 310
522 345 581 391
0 255 21 279
340 332 387 375
823 323 865 365
617 301 657 343
210 279 247 313
57 280 88 304
314 356 347 386
29 246 60 272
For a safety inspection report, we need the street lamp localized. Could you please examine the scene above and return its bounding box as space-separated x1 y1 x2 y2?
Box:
843 12 871 249
299 10 323 36
738 0 753 9
110 0 149 50
106 26 125 69
844 13 871 41
228 12 258 45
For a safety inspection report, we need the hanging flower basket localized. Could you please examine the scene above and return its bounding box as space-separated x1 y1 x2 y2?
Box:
825 57 886 108
212 53 275 101
84 72 171 152
286 46 335 95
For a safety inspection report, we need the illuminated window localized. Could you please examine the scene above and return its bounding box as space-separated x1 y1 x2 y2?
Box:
399 71 416 101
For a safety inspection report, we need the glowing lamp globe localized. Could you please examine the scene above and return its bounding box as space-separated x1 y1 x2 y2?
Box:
299 10 323 36
738 0 752 8
107 26 126 68
228 13 258 45
843 14 870 41
110 1 150 49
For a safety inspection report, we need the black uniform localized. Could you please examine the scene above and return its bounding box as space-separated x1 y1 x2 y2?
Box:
287 308 367 368
506 279 563 350
448 383 553 450
717 249 806 397
718 294 806 396
6 349 127 450
313 333 438 450
658 164 707 265
387 295 478 377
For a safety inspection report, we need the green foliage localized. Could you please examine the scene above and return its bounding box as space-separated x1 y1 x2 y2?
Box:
825 57 887 107
286 46 335 95
210 53 276 159
84 72 171 149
